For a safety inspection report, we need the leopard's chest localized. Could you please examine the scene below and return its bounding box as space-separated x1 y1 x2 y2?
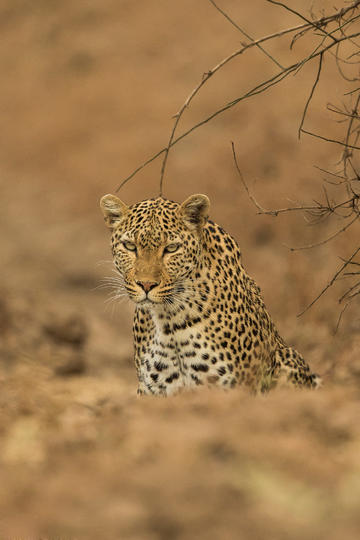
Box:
137 309 239 395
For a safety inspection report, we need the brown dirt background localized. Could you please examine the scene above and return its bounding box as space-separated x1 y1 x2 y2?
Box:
1 1 360 538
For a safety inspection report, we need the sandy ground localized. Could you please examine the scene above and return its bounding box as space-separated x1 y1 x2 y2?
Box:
1 1 360 538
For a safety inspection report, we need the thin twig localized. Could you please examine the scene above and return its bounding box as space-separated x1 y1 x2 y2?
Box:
343 289 360 300
301 128 360 150
293 35 327 77
327 104 360 119
344 86 360 95
208 0 284 69
231 142 268 213
336 36 360 76
267 0 337 42
231 141 345 217
298 52 324 138
342 92 360 178
334 301 350 333
339 280 360 302
298 246 360 316
116 146 167 193
313 165 347 180
286 213 359 251
329 12 360 40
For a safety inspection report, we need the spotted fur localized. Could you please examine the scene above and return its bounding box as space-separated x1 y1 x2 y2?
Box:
100 193 321 396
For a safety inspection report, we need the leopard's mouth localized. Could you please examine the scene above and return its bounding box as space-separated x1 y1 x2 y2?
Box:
135 295 163 306
130 283 178 307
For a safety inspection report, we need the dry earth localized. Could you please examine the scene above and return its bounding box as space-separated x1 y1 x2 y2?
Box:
1 1 360 538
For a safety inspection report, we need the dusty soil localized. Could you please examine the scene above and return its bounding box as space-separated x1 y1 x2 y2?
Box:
1 1 360 538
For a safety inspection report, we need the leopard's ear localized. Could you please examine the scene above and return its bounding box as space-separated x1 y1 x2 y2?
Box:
100 194 129 229
180 194 210 230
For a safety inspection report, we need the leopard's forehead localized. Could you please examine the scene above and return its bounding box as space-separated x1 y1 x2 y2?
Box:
128 197 180 222
119 197 184 247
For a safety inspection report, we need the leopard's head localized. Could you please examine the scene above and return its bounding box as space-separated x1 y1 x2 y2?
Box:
100 194 209 306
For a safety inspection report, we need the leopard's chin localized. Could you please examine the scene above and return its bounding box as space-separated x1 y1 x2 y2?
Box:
135 297 162 307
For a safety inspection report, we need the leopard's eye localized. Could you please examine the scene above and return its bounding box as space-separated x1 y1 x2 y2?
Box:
122 241 137 252
164 243 180 254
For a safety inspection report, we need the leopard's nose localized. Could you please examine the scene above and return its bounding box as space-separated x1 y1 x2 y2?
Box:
136 280 159 293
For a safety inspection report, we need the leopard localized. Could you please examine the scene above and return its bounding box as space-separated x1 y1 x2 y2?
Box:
100 193 321 396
